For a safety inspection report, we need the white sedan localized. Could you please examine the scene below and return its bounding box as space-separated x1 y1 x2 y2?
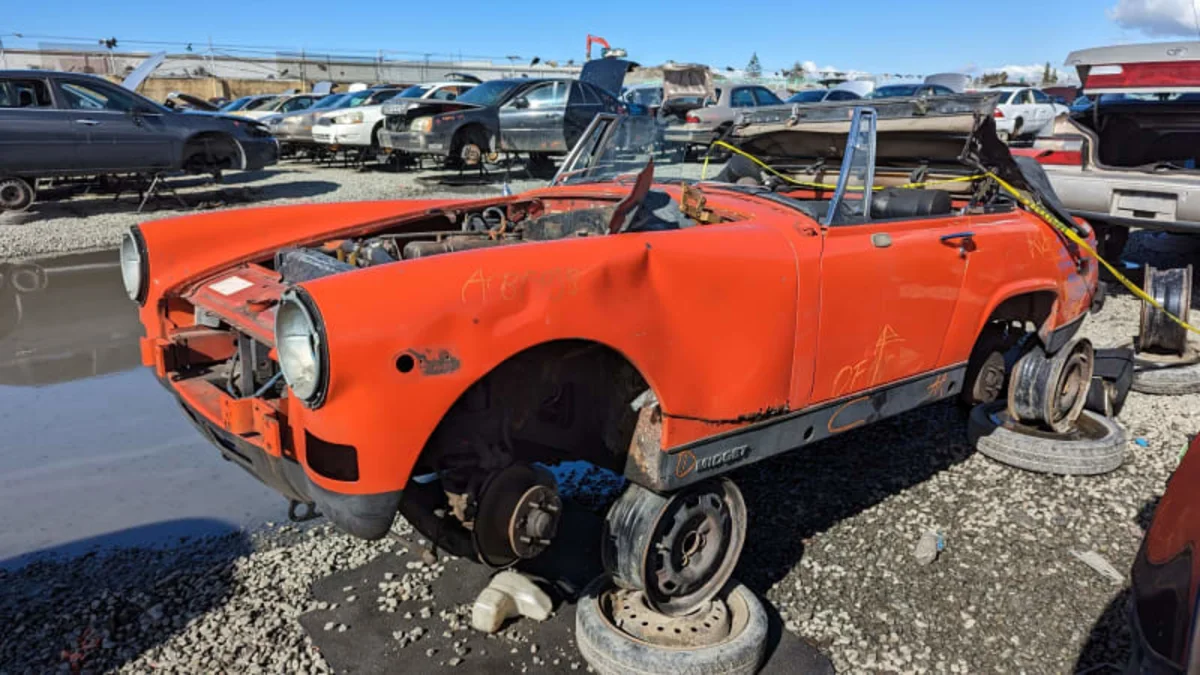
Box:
312 82 475 151
990 86 1070 141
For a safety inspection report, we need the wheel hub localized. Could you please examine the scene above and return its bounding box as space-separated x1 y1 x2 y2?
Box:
473 465 561 567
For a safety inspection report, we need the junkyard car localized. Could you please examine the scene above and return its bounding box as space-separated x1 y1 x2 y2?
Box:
866 82 957 99
126 93 1098 625
786 88 862 104
0 69 277 209
313 82 474 152
377 59 632 168
238 93 323 120
1128 432 1200 673
662 82 785 148
988 85 1068 141
219 95 283 116
1017 41 1200 258
263 88 402 148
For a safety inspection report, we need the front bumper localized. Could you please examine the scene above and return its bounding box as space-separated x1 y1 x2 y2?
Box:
1044 166 1200 234
241 137 279 170
272 125 316 144
312 123 374 148
166 377 402 540
663 125 717 146
378 129 450 155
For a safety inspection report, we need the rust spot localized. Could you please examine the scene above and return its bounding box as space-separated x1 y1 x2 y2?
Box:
624 403 664 485
405 348 461 376
663 404 788 426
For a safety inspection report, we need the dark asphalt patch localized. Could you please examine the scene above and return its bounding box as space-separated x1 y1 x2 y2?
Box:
301 503 833 673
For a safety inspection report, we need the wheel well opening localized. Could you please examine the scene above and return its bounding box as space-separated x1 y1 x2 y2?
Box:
984 290 1056 334
413 339 650 486
183 132 241 171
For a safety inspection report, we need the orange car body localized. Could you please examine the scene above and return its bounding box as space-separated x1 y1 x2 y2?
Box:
135 181 1097 538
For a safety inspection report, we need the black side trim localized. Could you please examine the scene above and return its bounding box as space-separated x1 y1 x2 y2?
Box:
627 364 967 491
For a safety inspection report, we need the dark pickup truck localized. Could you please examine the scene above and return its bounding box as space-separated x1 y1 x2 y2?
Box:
0 70 278 211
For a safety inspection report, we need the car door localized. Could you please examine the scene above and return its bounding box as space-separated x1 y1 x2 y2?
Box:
564 82 604 148
1029 88 1056 135
811 109 971 404
55 77 175 171
729 87 756 111
1007 89 1035 135
499 81 568 153
0 76 77 172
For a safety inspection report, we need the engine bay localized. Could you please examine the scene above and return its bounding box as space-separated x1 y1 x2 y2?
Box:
271 190 732 284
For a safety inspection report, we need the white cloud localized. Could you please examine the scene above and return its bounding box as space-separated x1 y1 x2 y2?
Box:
1108 0 1200 37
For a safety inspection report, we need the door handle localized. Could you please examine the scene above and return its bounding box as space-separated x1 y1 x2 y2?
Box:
940 231 976 257
74 119 100 126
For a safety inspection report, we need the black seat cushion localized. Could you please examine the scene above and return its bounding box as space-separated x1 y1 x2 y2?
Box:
870 188 952 219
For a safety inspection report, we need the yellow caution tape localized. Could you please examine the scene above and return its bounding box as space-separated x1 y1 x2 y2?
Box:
704 140 984 190
700 140 1200 337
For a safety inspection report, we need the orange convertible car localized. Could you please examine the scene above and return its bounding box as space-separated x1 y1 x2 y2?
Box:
125 96 1098 617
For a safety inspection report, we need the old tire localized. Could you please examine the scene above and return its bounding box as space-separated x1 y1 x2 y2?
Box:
0 177 35 212
968 402 1126 475
1133 360 1200 395
575 577 767 675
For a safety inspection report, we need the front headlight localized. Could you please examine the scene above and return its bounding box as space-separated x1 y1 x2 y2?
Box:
333 111 364 125
409 117 433 132
275 288 328 407
119 227 147 304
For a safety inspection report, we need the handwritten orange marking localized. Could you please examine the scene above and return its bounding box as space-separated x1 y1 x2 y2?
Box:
833 324 905 397
827 395 870 434
675 450 698 478
925 372 951 400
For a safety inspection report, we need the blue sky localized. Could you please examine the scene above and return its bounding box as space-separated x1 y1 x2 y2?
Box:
4 0 1197 76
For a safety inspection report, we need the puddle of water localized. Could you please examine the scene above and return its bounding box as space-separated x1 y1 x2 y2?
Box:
0 250 287 569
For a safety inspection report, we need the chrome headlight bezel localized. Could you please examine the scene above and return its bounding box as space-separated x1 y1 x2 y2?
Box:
274 287 329 408
120 226 148 304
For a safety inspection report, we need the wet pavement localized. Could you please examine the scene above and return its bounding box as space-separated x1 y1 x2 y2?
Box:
0 250 286 568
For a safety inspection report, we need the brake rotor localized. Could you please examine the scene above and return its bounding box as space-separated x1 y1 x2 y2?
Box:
1139 264 1193 357
461 143 483 167
472 464 561 568
608 587 731 647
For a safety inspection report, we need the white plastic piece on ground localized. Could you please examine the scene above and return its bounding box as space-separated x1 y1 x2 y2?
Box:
1070 550 1124 584
913 530 944 566
471 571 553 633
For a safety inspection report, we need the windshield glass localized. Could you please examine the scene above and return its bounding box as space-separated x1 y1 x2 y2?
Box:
555 114 704 187
624 87 662 107
787 90 828 103
868 84 920 99
219 96 251 112
313 93 347 109
457 80 520 106
243 96 281 111
398 85 431 99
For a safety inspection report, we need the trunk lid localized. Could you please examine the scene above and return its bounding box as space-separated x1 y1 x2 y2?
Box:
580 58 637 96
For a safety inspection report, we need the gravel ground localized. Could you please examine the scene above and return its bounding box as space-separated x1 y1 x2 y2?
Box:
0 191 1197 674
0 159 546 262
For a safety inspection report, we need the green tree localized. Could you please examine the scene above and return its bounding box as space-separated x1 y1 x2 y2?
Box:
746 53 762 79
